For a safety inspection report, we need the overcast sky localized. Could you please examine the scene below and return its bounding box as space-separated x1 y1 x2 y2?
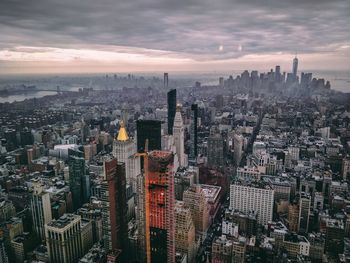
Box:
0 0 349 74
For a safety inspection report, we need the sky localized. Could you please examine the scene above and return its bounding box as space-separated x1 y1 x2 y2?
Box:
0 0 349 74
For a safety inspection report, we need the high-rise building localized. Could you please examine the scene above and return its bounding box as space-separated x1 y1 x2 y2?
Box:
233 134 244 166
68 155 87 211
174 201 196 263
164 73 169 89
167 89 177 135
208 133 224 167
173 104 186 167
325 219 344 255
189 104 198 164
292 56 298 77
136 120 161 153
30 183 52 243
230 181 274 225
298 193 311 234
45 214 83 263
0 238 9 263
183 185 210 235
288 203 299 232
113 121 140 190
146 151 175 263
101 159 127 257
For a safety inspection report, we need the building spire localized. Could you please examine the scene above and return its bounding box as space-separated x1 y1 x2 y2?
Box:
116 121 129 141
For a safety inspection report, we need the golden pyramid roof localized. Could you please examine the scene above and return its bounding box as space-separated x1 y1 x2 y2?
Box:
116 121 129 141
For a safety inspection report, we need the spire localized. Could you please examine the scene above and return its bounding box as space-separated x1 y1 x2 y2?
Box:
116 121 129 141
173 103 183 127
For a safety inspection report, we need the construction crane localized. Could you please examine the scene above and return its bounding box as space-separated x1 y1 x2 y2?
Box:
135 140 151 263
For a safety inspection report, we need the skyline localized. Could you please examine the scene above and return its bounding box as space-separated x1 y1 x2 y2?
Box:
0 0 349 74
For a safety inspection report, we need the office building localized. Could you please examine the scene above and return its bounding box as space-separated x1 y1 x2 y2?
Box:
183 185 210 234
298 193 311 234
230 181 274 225
189 104 198 163
146 151 175 263
167 89 176 135
208 133 224 167
233 134 244 166
164 73 169 89
30 183 52 243
68 155 86 210
113 121 140 190
292 56 298 77
101 159 127 256
325 219 344 255
173 104 186 167
174 201 196 263
45 214 83 263
136 120 161 153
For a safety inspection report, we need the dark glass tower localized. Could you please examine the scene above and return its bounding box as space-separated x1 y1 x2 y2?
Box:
68 155 85 211
189 104 198 163
136 120 161 152
167 89 176 135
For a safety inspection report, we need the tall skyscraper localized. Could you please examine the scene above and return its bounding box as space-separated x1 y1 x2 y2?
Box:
68 155 86 211
113 121 140 190
164 72 169 89
208 133 224 167
30 183 52 243
189 104 198 164
173 104 186 167
292 56 298 77
233 134 244 166
45 214 83 263
102 159 127 257
298 193 311 234
136 120 162 153
146 151 175 263
167 89 177 135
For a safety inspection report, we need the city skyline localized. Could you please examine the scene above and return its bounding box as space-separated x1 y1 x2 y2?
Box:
0 0 349 74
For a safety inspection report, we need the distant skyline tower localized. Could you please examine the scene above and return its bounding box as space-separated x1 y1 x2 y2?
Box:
31 183 52 243
292 55 298 77
173 104 186 167
167 89 177 135
189 104 198 164
164 72 169 89
146 151 175 263
136 120 162 153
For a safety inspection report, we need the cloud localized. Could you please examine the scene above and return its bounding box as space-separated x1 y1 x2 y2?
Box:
0 0 349 72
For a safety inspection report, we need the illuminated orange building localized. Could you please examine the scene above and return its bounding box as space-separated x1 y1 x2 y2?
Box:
147 151 175 263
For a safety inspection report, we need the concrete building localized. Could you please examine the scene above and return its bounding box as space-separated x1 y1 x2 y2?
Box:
174 201 196 263
298 193 311 234
208 133 224 167
183 185 210 235
45 214 83 263
173 105 187 167
30 183 52 243
230 181 274 225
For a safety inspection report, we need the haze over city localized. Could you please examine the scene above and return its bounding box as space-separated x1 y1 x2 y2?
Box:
0 0 350 74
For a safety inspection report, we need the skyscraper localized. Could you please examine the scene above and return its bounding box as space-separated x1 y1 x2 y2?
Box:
298 193 311 234
189 104 198 164
208 133 224 167
68 155 86 211
102 159 127 257
30 183 52 243
45 214 83 263
173 104 186 167
136 120 162 153
167 89 177 135
113 121 140 190
146 151 175 263
292 56 298 77
164 73 169 89
233 134 244 166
